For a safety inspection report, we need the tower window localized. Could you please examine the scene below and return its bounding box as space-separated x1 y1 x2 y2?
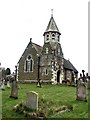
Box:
46 34 49 41
52 33 55 37
58 48 60 55
58 35 59 41
47 34 49 37
52 33 55 40
46 48 48 54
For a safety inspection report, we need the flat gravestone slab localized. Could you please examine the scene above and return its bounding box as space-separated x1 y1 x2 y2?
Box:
26 91 38 111
76 82 87 101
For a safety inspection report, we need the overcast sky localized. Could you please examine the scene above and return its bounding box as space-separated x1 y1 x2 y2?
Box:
0 0 88 74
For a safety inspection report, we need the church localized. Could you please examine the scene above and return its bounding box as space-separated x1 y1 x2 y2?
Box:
17 12 78 84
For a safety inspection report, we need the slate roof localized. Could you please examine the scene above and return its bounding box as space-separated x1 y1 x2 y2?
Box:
44 16 61 35
33 43 42 54
18 41 42 63
64 59 78 73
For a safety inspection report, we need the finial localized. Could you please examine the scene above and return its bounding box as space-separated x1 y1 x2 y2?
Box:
30 38 32 43
51 9 53 17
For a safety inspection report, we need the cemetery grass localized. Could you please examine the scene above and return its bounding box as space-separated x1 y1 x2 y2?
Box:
2 83 89 118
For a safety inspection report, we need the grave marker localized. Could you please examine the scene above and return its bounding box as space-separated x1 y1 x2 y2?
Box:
76 70 87 101
26 91 38 110
10 66 18 99
76 82 87 101
7 80 10 88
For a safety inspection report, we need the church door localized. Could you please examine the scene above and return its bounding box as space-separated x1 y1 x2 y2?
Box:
57 70 60 83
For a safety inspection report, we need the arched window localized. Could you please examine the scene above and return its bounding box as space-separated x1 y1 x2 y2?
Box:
52 33 55 40
24 55 34 72
46 34 49 41
30 59 33 71
58 35 59 41
46 48 48 54
25 60 28 71
52 33 55 37
47 34 49 37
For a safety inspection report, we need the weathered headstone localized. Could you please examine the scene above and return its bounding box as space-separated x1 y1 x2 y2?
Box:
26 91 38 110
0 79 5 90
10 76 18 99
76 82 87 101
7 80 10 88
10 66 18 99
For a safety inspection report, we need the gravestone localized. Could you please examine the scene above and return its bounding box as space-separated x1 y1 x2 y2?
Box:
10 66 18 99
7 80 10 88
0 79 5 90
10 76 18 99
26 91 38 110
76 82 87 101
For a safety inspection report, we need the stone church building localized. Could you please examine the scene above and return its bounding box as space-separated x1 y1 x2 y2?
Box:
17 13 78 84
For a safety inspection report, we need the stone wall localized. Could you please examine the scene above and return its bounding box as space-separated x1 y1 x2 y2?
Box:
18 43 38 80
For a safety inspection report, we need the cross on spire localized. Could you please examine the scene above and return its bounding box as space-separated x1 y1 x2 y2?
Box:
51 9 53 17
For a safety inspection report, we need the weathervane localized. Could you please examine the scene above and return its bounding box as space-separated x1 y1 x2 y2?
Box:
51 9 53 17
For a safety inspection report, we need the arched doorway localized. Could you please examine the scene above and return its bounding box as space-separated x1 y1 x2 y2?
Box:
57 70 60 83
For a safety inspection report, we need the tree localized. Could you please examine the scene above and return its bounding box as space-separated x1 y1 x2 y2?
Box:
5 68 11 75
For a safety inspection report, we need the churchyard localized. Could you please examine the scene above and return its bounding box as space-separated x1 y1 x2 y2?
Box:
1 83 89 119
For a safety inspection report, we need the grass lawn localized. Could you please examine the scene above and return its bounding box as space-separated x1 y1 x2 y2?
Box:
2 83 89 119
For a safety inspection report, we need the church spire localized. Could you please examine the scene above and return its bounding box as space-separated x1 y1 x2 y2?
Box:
43 10 61 35
43 10 61 44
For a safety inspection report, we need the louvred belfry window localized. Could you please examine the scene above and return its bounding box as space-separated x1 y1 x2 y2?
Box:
52 33 55 39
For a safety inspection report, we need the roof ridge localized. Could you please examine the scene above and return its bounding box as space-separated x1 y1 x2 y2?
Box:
32 42 42 48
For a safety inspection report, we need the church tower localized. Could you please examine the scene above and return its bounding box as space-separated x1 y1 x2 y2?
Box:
40 10 64 84
43 10 61 48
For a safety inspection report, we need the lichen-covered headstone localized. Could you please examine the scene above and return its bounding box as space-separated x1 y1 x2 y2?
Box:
26 91 38 110
76 82 87 101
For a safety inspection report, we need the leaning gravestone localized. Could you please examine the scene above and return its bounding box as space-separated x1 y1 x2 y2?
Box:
76 82 87 101
26 91 38 111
